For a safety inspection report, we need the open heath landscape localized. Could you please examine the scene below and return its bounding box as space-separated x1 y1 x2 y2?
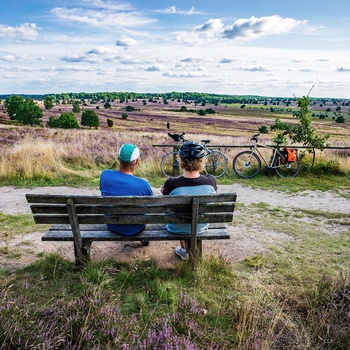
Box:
0 93 349 349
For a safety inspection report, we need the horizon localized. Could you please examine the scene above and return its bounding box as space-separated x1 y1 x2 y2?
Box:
1 1 350 98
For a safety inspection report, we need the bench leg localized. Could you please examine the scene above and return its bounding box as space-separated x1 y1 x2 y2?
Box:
185 238 202 260
74 241 92 265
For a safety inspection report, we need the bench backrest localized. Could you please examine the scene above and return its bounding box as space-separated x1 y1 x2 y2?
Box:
26 193 237 226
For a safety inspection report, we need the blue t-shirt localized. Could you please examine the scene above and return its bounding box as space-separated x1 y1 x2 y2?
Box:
162 175 217 234
100 170 153 236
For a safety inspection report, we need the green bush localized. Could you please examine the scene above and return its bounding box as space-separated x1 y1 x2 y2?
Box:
47 112 79 129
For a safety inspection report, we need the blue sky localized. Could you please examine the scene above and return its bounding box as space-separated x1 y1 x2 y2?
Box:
1 0 350 98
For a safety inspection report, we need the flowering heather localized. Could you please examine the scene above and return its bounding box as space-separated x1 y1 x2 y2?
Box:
0 282 220 349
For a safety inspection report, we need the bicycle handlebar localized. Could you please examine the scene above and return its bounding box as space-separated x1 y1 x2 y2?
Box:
251 133 260 142
167 132 185 142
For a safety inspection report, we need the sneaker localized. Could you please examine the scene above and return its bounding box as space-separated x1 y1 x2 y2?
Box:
175 246 189 260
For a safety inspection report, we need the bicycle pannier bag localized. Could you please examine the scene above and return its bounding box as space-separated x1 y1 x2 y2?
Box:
285 148 297 162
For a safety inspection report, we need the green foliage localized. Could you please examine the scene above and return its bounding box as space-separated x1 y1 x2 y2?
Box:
335 116 345 123
125 105 134 112
47 112 79 129
16 98 43 125
197 109 206 116
104 102 111 109
122 113 128 120
72 101 81 113
107 118 114 127
44 96 54 110
4 95 24 120
81 110 99 128
258 125 269 134
271 90 330 149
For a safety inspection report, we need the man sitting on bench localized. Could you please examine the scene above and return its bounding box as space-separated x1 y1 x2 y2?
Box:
100 143 153 240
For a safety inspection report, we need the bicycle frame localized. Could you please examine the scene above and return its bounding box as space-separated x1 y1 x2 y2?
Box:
250 143 283 168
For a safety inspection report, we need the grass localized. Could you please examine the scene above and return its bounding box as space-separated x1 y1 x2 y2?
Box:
0 199 349 348
0 104 349 348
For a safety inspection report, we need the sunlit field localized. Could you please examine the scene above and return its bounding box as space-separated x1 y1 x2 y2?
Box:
0 98 349 349
0 96 349 188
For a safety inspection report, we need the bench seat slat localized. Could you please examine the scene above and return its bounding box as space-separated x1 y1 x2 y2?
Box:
43 227 230 241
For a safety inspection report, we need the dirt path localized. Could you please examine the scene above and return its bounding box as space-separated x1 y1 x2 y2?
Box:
1 185 349 270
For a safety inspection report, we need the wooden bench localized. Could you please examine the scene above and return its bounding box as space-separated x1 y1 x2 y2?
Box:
26 193 236 265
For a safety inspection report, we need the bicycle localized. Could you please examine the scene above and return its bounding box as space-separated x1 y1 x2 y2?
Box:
232 134 301 178
161 132 228 178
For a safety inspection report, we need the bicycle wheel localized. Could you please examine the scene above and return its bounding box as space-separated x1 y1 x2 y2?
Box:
233 151 261 178
161 151 181 177
204 150 228 178
274 155 300 177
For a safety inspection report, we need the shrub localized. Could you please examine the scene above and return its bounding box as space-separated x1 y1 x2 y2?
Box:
47 112 79 129
125 106 135 112
258 125 269 134
335 116 345 123
122 113 128 120
81 110 99 128
107 119 114 127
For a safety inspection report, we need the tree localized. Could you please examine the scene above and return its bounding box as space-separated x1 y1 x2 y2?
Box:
44 96 54 110
122 113 128 120
4 95 24 120
47 112 79 129
125 105 134 112
104 102 111 109
335 116 345 123
16 98 43 125
72 101 81 113
271 87 330 164
81 110 99 128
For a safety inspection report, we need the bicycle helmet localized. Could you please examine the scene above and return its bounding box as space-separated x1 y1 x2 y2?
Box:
179 141 206 159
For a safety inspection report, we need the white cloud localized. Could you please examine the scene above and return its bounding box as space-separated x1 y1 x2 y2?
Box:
163 71 211 78
222 15 306 40
194 19 223 36
0 23 38 41
157 6 203 15
51 5 155 28
116 35 138 47
337 66 350 72
146 64 167 71
61 46 117 63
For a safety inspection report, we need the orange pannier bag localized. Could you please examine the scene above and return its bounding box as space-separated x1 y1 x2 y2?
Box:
285 148 297 162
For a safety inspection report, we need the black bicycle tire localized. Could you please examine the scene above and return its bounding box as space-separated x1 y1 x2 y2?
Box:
274 155 301 178
233 151 261 178
161 151 181 177
204 150 228 178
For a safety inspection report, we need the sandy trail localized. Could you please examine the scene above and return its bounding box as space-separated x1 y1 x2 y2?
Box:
1 184 349 270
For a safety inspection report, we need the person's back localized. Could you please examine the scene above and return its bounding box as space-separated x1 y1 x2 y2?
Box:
100 144 153 236
161 141 217 259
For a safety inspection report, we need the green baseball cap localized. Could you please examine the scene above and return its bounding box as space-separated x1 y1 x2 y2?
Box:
119 144 140 162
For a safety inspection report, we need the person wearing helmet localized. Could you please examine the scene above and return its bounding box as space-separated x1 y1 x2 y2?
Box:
161 141 217 260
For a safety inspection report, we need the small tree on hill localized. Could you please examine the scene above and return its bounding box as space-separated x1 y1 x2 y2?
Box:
271 87 330 164
16 98 43 126
4 95 24 120
72 101 81 113
48 112 79 129
44 96 54 110
81 110 99 128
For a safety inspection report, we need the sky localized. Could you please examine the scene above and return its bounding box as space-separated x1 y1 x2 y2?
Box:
1 0 350 98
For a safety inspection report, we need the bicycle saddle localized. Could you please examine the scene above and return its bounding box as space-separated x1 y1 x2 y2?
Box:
201 140 211 144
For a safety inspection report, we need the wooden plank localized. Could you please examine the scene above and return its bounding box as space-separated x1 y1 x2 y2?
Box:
66 198 84 263
33 212 234 225
42 227 229 242
26 193 237 205
29 202 235 215
48 222 228 231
